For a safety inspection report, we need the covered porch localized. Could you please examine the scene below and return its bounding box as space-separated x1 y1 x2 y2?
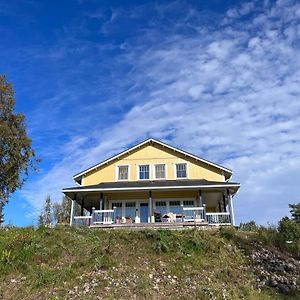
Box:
62 180 240 228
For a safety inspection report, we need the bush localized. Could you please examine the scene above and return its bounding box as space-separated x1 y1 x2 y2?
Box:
257 226 278 246
219 226 236 240
278 217 300 242
239 221 260 232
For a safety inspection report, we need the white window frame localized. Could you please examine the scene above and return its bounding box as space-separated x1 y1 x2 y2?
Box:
116 164 130 181
137 164 151 180
174 162 188 179
153 163 167 180
111 201 123 218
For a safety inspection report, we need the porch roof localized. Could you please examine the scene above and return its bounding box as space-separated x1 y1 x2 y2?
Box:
62 179 240 195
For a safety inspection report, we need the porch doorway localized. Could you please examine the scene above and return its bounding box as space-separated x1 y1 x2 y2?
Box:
140 203 149 223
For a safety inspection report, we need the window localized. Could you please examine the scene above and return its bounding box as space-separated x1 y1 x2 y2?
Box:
139 165 150 180
176 163 187 178
155 201 167 215
125 202 136 219
183 200 194 207
112 202 122 218
118 165 129 180
155 164 166 179
170 201 182 214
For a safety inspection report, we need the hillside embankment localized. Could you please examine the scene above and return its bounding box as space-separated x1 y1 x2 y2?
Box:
0 226 299 299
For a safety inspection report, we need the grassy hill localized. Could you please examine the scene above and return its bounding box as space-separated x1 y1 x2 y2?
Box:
0 226 299 300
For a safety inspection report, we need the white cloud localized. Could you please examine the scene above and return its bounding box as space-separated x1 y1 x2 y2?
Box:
19 0 300 225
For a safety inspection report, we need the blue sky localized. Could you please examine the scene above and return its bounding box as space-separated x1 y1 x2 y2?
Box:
1 0 300 226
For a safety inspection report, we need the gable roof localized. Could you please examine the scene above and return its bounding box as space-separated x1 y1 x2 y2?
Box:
73 138 232 183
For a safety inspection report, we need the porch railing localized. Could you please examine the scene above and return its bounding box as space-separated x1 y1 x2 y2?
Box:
206 212 231 225
73 216 92 226
72 208 232 226
182 207 205 222
92 209 115 225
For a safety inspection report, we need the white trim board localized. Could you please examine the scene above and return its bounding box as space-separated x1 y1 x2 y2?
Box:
62 184 240 193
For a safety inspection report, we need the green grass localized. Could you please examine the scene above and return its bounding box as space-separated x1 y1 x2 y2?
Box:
0 226 298 299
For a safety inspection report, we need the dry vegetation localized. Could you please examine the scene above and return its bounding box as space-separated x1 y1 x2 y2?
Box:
0 226 299 300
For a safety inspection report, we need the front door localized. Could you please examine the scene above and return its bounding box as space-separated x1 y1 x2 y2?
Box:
140 203 149 223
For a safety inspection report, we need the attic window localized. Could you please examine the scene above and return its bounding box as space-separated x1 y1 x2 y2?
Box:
155 164 166 179
118 165 129 180
176 163 187 178
139 165 150 180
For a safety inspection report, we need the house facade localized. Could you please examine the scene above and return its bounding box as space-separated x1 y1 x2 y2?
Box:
62 138 240 228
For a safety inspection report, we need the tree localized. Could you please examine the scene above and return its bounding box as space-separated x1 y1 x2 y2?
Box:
0 75 38 225
53 196 72 224
239 220 260 231
289 203 300 224
278 216 300 242
44 196 52 226
38 212 45 227
38 195 53 227
53 196 82 224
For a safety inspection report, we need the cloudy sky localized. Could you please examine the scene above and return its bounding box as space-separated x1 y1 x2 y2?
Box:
1 0 300 226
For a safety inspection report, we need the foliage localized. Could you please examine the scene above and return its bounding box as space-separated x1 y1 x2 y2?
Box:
38 196 53 227
52 196 72 224
38 196 81 227
278 217 300 242
219 226 236 240
0 227 298 299
239 220 260 232
278 217 300 253
289 203 300 224
44 195 52 226
0 249 15 265
0 75 39 224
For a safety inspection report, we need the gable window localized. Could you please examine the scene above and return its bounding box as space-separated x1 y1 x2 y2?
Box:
155 164 166 179
139 165 150 180
176 163 187 178
118 165 129 180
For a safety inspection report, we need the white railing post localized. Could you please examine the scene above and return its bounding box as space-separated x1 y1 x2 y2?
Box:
228 193 235 226
113 206 117 223
91 207 95 226
69 198 75 226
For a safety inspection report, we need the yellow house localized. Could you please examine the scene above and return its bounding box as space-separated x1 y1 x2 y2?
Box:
62 138 240 228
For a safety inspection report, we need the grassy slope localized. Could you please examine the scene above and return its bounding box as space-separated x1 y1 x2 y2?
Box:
0 226 298 300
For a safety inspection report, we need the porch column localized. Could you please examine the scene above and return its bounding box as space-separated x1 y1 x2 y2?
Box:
218 200 222 212
81 197 84 216
69 194 77 226
148 191 154 223
99 192 104 210
198 190 203 207
223 194 227 212
227 189 235 226
99 192 104 222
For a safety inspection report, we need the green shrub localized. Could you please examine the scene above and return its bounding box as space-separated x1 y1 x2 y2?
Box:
219 226 236 240
278 217 300 242
0 249 15 265
257 226 278 246
278 217 300 253
239 220 260 232
94 254 115 270
153 240 169 253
